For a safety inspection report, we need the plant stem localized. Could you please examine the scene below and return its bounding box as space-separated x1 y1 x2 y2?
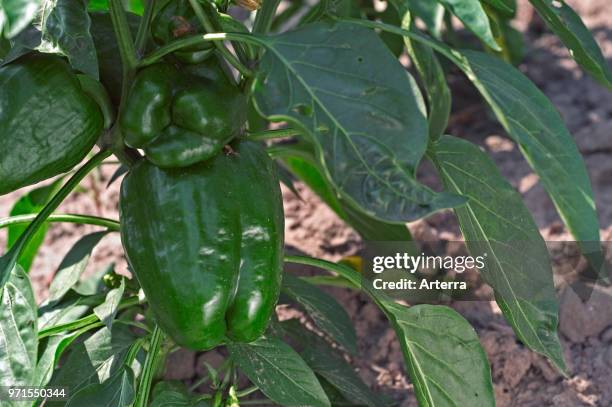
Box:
187 0 254 77
0 213 121 232
236 385 259 398
238 400 277 405
135 325 165 407
109 0 138 71
38 296 141 338
247 128 301 140
253 0 281 34
135 0 156 54
139 32 262 68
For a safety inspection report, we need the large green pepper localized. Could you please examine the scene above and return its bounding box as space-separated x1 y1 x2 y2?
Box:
0 53 103 195
120 61 246 168
120 141 284 349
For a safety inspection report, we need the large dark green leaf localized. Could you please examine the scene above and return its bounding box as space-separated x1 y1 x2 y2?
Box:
252 20 465 223
528 0 612 89
0 0 40 38
456 50 603 276
7 179 62 272
286 256 496 407
431 135 566 371
435 0 500 49
284 320 387 407
40 0 99 78
272 141 414 241
228 336 330 407
46 231 108 304
282 274 357 355
0 266 37 387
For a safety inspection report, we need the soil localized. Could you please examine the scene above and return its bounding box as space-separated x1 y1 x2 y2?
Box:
1 0 612 406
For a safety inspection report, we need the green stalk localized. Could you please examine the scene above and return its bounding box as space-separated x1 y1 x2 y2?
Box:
247 128 301 140
187 0 253 77
139 32 262 68
253 0 281 34
109 0 138 71
38 296 141 338
0 214 121 232
135 0 156 54
135 325 165 407
0 150 111 288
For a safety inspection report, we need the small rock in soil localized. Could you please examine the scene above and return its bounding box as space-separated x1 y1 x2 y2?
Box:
559 283 612 342
164 349 196 381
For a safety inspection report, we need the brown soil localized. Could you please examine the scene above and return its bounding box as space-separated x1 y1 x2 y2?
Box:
1 0 612 405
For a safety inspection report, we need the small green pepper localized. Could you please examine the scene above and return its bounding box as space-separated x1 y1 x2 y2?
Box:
151 0 215 64
120 61 246 168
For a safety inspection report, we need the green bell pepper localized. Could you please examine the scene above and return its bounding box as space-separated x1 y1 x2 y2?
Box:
120 61 246 168
120 141 284 349
151 0 215 64
0 53 103 195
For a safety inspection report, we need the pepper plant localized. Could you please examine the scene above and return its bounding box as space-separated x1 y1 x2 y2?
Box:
0 0 610 406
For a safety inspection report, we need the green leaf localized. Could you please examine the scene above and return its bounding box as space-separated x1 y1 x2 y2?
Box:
66 366 135 407
39 0 99 78
34 321 102 387
382 303 495 406
273 142 414 241
402 12 451 141
435 0 500 50
285 256 496 407
151 382 208 407
431 135 566 372
282 274 357 355
284 320 387 407
482 0 516 17
7 179 62 272
93 278 124 330
228 336 330 407
252 20 465 222
0 0 40 38
0 266 37 387
456 50 603 276
528 0 612 89
46 231 108 304
48 325 137 403
88 0 144 15
389 0 445 38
